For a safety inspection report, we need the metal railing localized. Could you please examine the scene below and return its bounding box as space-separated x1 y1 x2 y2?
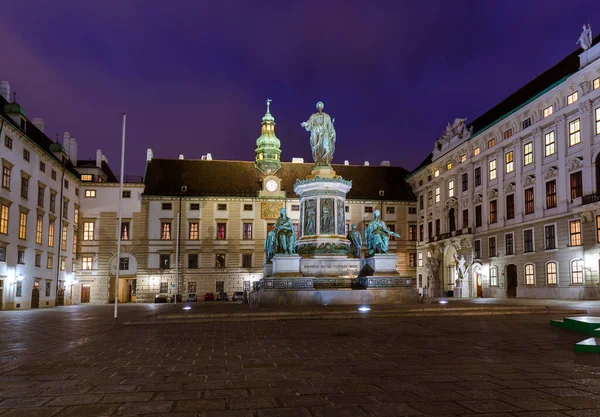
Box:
582 193 600 205
425 228 472 243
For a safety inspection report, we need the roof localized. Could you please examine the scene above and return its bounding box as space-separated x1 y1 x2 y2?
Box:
76 159 119 182
143 159 416 201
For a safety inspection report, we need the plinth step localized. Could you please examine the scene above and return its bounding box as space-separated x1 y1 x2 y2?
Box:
575 338 600 353
550 316 600 335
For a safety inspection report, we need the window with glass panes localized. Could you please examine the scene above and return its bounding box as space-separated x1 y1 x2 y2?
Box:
543 105 553 118
489 160 497 180
18 212 27 239
572 259 584 284
427 191 432 206
242 223 252 240
523 142 533 165
36 215 43 244
215 254 226 268
48 220 55 246
2 166 11 189
408 225 417 241
546 180 557 209
525 264 535 285
524 229 534 253
596 107 600 135
490 267 498 286
419 224 424 241
545 224 556 249
242 253 252 268
569 119 581 146
121 221 130 240
545 131 555 156
489 200 497 224
160 222 171 240
570 220 581 246
506 194 514 219
419 195 423 210
546 262 557 284
461 173 468 191
505 233 513 255
435 187 440 203
489 237 496 257
570 171 582 199
474 240 481 259
597 216 600 243
448 180 454 197
409 253 417 267
475 205 482 227
524 188 534 214
594 77 600 90
119 257 129 270
188 281 197 292
217 223 226 240
489 138 496 148
474 167 481 186
462 209 468 227
188 222 199 240
61 225 67 251
505 151 514 173
20 177 28 199
188 254 198 269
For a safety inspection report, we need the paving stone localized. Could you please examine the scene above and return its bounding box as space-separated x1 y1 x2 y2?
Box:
203 389 249 399
101 392 154 403
256 408 312 417
45 394 104 406
277 395 329 407
0 397 52 408
360 403 423 416
57 404 121 417
173 399 228 412
116 400 173 415
202 411 254 417
503 398 570 411
408 401 471 415
0 408 63 417
230 397 278 409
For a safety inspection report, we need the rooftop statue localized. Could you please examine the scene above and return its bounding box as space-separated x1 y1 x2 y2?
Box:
265 207 296 262
438 118 473 144
301 101 337 166
577 24 593 50
364 210 400 256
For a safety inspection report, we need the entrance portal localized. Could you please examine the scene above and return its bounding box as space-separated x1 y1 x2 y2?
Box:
506 264 517 298
476 272 483 297
31 287 40 308
81 285 90 303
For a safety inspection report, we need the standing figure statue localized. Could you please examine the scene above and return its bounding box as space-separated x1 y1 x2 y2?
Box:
453 253 469 283
301 101 337 166
577 24 593 50
274 207 296 254
264 230 277 263
304 199 316 235
347 224 363 258
364 210 400 256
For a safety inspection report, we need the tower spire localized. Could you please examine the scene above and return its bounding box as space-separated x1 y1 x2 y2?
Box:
255 99 281 175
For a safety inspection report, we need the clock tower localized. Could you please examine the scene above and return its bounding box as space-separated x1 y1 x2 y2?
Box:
255 99 282 175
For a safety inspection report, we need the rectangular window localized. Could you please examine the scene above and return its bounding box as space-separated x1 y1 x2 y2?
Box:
545 225 556 250
215 254 226 269
460 154 466 163
51 170 56 180
547 262 557 285
474 147 480 156
0 247 5 262
461 173 468 192
546 180 557 209
16 280 22 297
434 169 439 178
119 257 129 271
448 180 454 198
427 191 432 206
522 118 532 129
242 253 252 268
188 281 197 292
81 174 92 181
188 253 198 269
505 233 514 255
489 200 497 224
47 254 53 269
572 260 584 284
570 171 583 200
160 222 171 240
36 215 43 244
18 212 27 239
161 202 172 210
505 151 514 173
489 267 498 286
242 222 253 240
74 206 79 225
217 204 227 211
474 167 481 186
160 282 168 293
570 220 582 246
62 199 68 219
0 205 9 234
428 221 432 239
569 119 581 146
35 253 41 267
83 221 94 241
567 91 578 105
596 108 600 135
408 225 417 241
243 204 252 211
523 142 533 165
503 129 512 140
489 160 497 180
419 224 424 242
2 166 11 189
39 161 45 172
597 216 600 243
217 223 226 240
84 190 96 198
419 195 424 210
50 193 56 213
118 221 129 240
45 281 51 296
190 203 200 211
506 194 515 220
48 220 55 246
408 253 417 267
23 149 30 161
160 254 170 269
462 209 468 228
18 250 25 264
386 206 395 214
435 219 440 236
545 131 555 156
61 225 67 251
594 77 600 90
37 186 44 207
488 138 496 148
524 188 534 214
4 136 12 149
72 232 77 254
474 240 481 259
289 204 299 212
435 187 440 203
489 237 496 257
417 252 423 267
408 207 416 214
446 162 452 171
121 190 131 199
364 206 373 213
525 264 535 285
524 229 534 253
543 105 553 118
475 205 482 227
188 222 199 240
21 177 29 199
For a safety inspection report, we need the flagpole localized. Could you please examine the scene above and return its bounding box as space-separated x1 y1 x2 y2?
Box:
114 113 126 321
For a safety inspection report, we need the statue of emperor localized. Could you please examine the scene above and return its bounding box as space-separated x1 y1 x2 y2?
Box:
301 101 337 166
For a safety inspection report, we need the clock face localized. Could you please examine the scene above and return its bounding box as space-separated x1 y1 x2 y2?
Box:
265 179 278 192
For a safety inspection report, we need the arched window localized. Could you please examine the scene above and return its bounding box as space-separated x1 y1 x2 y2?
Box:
418 274 423 288
525 263 535 285
546 261 557 285
489 266 498 286
571 259 584 284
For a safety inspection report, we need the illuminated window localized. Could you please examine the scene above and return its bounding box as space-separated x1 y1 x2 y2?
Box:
474 147 480 156
595 108 600 135
84 190 96 198
448 180 454 198
47 255 53 269
569 119 581 146
546 262 557 284
446 162 452 171
489 159 497 180
489 200 497 224
435 187 440 203
597 215 600 243
571 259 584 284
0 205 8 234
524 188 534 214
505 151 514 173
546 180 557 209
189 222 199 240
83 221 94 241
434 169 439 178
488 138 496 148
61 225 67 251
460 154 466 163
409 225 417 241
417 252 423 267
74 206 79 225
525 264 535 285
19 212 27 239
2 166 11 189
81 174 93 181
570 220 581 246
523 142 533 165
48 220 55 246
121 221 130 240
36 215 43 244
73 232 77 253
60 257 66 271
567 91 578 105
594 77 600 90
545 131 555 156
490 266 498 286
161 222 171 240
571 171 583 200
503 129 512 140
217 223 226 240
215 254 226 269
543 105 553 118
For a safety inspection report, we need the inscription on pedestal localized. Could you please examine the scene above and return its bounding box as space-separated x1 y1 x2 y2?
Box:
300 259 360 277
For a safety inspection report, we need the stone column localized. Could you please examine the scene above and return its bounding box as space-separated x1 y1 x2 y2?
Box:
555 115 568 208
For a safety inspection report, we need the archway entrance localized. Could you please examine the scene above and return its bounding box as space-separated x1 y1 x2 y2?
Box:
443 245 457 297
472 263 483 297
81 285 90 303
506 264 517 298
31 286 40 308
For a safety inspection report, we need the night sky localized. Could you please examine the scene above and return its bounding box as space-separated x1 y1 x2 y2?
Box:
1 1 599 177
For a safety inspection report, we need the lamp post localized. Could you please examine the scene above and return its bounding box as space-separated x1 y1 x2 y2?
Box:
114 113 127 321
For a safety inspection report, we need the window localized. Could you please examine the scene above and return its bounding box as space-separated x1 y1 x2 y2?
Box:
522 118 531 129
570 220 581 246
503 129 512 139
74 206 79 225
83 221 94 241
408 207 416 214
505 151 514 173
85 190 96 198
524 229 534 253
460 154 466 163
4 136 12 149
121 221 130 240
546 262 557 284
506 194 515 220
434 220 440 236
46 254 53 269
386 206 395 214
16 280 22 297
0 247 5 262
345 206 349 213
524 188 534 214
34 253 41 267
427 191 432 206
48 220 55 246
62 199 68 219
489 160 496 180
490 266 498 286
446 162 452 171
217 223 226 240
50 193 56 213
475 205 482 227
162 202 172 210
448 180 454 198
567 91 578 105
243 204 252 211
434 169 439 178
64 180 69 190
242 222 253 240
0 205 8 234
45 281 51 297
189 222 199 240
188 281 197 292
242 253 252 268
160 282 168 293
543 105 553 118
419 224 424 242
215 254 226 269
190 203 200 211
572 259 584 284
39 161 45 172
596 107 600 135
119 257 129 271
18 212 27 239
37 186 44 207
594 77 600 90
23 149 30 161
435 187 440 203
2 166 11 189
408 253 417 267
20 177 29 199
18 250 25 264
461 173 468 192
570 171 583 200
474 240 481 259
505 233 513 255
160 254 170 269
474 147 480 156
569 119 581 146
489 237 496 257
61 225 67 251
35 215 43 244
408 225 417 241
462 209 468 228
489 200 497 224
81 174 92 181
161 222 171 240
597 215 600 243
51 170 56 180
545 224 556 250
525 264 535 285
488 138 496 148
217 204 227 211
428 221 432 239
546 180 557 209
122 190 131 198
523 142 533 165
545 131 555 156
419 195 424 210
188 254 198 269
72 233 77 253
364 206 373 213
417 252 423 267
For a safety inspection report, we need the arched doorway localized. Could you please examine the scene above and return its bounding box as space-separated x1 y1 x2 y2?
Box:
472 263 483 297
31 286 40 308
506 264 517 298
443 245 457 297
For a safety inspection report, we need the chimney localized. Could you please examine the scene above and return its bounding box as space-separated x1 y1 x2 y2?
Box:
96 149 102 168
63 132 71 160
364 161 370 166
201 155 207 160
70 138 78 164
206 153 213 160
32 118 44 132
291 157 304 163
0 81 9 101
146 148 153 162
380 160 391 167
344 160 349 165
179 154 184 160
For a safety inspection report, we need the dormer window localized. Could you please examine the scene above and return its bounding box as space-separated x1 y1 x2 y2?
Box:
567 91 578 105
488 138 496 148
446 162 452 171
474 147 480 156
81 174 92 181
543 105 553 118
434 169 440 178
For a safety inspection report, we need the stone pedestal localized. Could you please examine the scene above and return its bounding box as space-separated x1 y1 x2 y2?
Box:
300 256 360 277
272 254 301 277
263 263 273 278
454 279 464 298
364 254 400 277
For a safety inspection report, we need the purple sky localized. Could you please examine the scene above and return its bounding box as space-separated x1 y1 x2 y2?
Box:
1 1 599 176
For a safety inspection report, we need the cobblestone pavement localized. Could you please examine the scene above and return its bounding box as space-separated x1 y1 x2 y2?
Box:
2 303 600 416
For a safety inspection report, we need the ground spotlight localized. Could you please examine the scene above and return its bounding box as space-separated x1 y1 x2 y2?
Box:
183 306 191 311
358 306 371 312
439 300 448 304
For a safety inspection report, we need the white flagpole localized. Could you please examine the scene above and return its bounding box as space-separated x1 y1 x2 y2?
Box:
114 113 126 320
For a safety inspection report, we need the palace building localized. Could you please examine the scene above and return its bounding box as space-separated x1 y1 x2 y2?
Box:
407 33 600 299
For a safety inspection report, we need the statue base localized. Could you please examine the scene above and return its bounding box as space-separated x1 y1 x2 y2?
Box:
271 254 302 277
295 236 352 257
256 287 418 307
364 254 401 277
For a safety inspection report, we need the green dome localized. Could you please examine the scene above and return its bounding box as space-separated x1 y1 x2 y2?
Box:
49 143 65 153
3 101 25 117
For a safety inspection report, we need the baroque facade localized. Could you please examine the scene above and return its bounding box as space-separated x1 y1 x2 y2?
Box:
407 33 600 299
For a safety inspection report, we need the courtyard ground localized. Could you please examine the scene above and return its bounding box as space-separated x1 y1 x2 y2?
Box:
1 300 600 416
